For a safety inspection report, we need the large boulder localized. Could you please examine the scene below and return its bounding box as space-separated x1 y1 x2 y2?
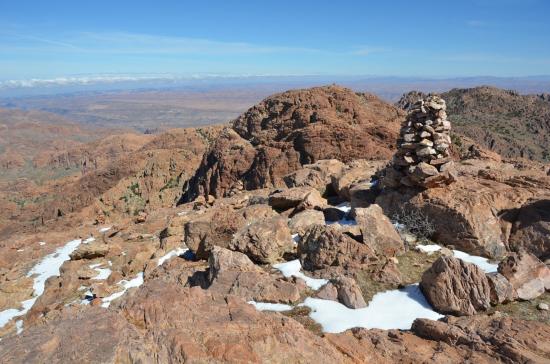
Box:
377 175 543 259
486 272 517 304
184 203 276 259
410 315 550 363
207 246 262 283
351 205 404 257
229 215 293 264
70 242 109 260
315 277 367 309
283 159 345 193
298 224 375 270
182 85 403 200
508 199 550 260
420 256 492 316
207 247 304 303
498 251 550 300
288 209 326 235
268 187 327 211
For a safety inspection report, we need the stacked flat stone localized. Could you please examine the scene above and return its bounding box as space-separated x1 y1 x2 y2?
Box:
391 95 456 188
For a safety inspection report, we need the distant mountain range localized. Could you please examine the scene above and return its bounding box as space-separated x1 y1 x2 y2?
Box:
2 74 550 100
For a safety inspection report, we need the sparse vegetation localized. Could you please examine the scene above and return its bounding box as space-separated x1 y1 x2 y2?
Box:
392 205 435 241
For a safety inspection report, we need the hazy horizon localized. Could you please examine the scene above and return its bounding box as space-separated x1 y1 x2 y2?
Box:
2 0 549 84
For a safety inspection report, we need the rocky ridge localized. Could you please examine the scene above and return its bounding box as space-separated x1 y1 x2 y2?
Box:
0 85 549 363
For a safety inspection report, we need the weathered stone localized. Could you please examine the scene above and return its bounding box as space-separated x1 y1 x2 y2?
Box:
349 181 377 208
283 159 345 193
418 139 434 147
351 205 404 257
289 209 326 235
70 243 109 260
420 256 492 316
508 199 550 259
298 224 374 270
229 215 293 264
413 162 439 179
332 277 367 309
207 246 262 283
416 147 436 157
269 187 326 210
487 272 517 304
498 251 550 300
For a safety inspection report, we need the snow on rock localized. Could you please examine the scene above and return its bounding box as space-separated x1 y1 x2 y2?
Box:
415 244 498 273
15 320 23 334
157 248 188 266
90 264 112 280
291 234 300 245
98 227 111 233
83 237 95 244
273 259 328 290
101 272 144 308
0 238 82 329
38 242 46 246
415 244 442 254
452 250 498 273
301 284 443 333
247 301 293 312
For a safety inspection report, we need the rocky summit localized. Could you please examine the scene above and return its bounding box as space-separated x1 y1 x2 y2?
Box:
1 85 550 364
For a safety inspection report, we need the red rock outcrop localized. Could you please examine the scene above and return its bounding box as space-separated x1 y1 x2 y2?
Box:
498 251 550 300
420 256 492 316
182 85 403 200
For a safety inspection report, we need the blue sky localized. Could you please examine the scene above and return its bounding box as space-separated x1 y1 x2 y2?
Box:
0 0 549 82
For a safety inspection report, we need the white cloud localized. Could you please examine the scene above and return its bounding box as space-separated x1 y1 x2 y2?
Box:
0 73 299 89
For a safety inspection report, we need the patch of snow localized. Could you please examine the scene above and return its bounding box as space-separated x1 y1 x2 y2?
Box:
0 238 82 329
415 244 442 254
17 249 24 252
416 244 498 273
83 237 95 244
291 233 300 245
99 227 111 233
325 202 357 226
452 250 498 273
15 320 23 335
92 267 112 280
101 272 144 308
247 301 293 312
38 241 46 246
273 259 328 290
157 248 188 266
300 284 443 333
335 202 352 214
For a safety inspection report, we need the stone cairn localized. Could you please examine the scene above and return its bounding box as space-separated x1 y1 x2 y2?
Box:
385 95 456 188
